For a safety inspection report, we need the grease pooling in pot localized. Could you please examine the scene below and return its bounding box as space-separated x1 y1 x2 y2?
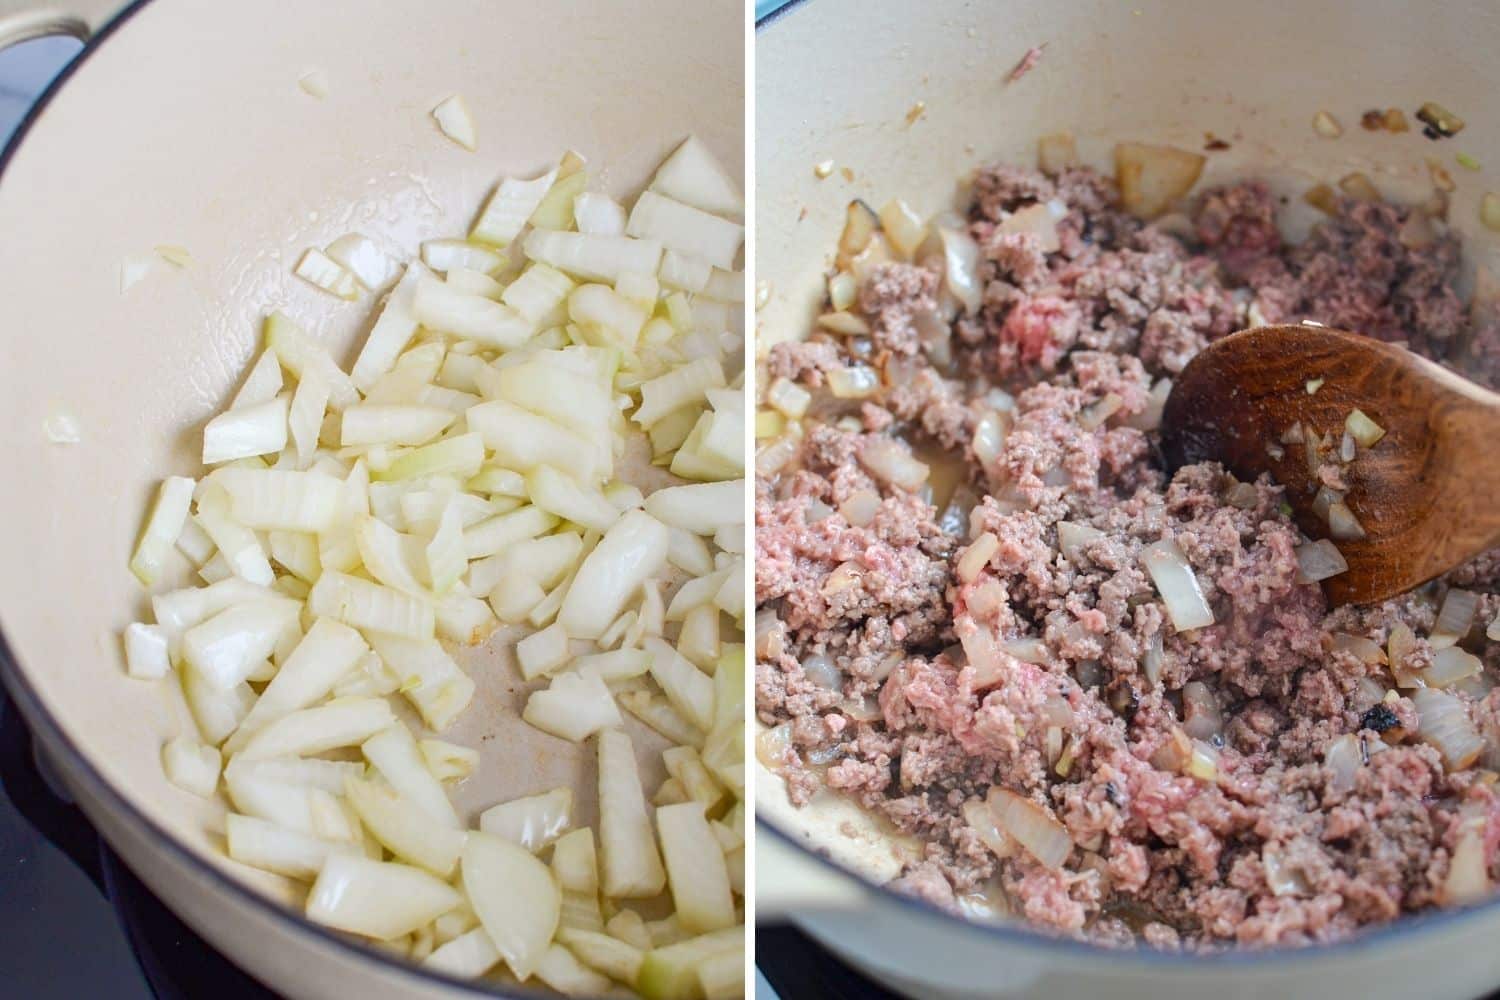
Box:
754 144 1500 949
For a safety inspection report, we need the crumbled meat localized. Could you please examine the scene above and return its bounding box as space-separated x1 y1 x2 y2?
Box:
756 161 1500 950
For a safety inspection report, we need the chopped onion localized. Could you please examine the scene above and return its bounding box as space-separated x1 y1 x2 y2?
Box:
129 476 196 585
1141 631 1165 687
859 437 930 492
986 787 1072 869
627 191 743 271
573 192 626 236
1294 539 1348 583
1037 132 1078 176
295 249 359 300
1388 622 1423 688
936 223 981 313
1412 687 1485 770
1339 172 1381 202
1431 588 1479 649
962 797 1016 859
1328 632 1387 665
1444 809 1491 905
1424 646 1482 688
878 198 927 258
1263 845 1312 897
307 855 462 941
1114 142 1206 219
326 233 398 291
1323 733 1362 793
998 203 1060 253
1327 501 1367 541
1141 539 1214 632
839 490 881 527
1181 681 1223 740
431 95 477 150
800 654 843 691
1344 407 1386 446
957 532 1000 583
203 396 289 464
1078 392 1122 430
648 135 742 220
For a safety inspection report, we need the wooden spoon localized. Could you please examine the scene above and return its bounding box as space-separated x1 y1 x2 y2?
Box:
1159 323 1500 605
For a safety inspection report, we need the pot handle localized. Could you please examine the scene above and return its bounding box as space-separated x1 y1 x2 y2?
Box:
0 0 129 50
756 823 877 920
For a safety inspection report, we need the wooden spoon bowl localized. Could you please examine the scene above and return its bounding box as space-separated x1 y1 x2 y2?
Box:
1160 324 1500 605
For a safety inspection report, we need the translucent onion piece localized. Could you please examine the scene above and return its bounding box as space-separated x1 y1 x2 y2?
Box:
962 797 1017 859
413 274 533 348
1056 521 1104 563
1444 810 1492 905
878 198 927 259
307 854 461 941
363 724 462 828
294 248 359 300
936 223 981 314
859 437 930 492
649 136 743 220
162 737 221 797
573 192 627 236
420 238 506 276
349 263 426 391
626 191 744 271
523 230 663 284
479 787 573 852
367 634 474 731
1141 539 1214 631
986 787 1072 869
656 802 737 933
1431 588 1480 649
1323 733 1362 794
1327 501 1366 541
1294 539 1348 583
800 654 843 691
827 365 879 399
1181 681 1223 740
1037 132 1078 175
1424 646 1482 688
524 671 625 742
1412 687 1485 770
130 476 196 585
1114 142 1206 219
1141 631 1165 687
1328 632 1387 665
839 490 881 527
1345 408 1386 447
597 728 667 897
557 510 669 640
325 233 398 291
431 94 477 151
203 396 289 464
344 776 465 877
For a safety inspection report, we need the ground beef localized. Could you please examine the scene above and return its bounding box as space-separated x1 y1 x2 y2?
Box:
756 161 1500 950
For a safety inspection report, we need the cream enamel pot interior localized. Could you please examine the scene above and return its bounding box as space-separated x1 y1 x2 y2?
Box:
756 1 1500 998
0 1 742 997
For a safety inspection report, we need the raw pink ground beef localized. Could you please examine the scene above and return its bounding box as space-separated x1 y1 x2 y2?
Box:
755 162 1500 950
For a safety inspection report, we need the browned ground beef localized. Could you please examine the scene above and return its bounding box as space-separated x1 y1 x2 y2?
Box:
755 162 1500 950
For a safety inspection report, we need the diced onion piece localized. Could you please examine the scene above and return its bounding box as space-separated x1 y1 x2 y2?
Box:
366 634 475 731
340 404 455 448
575 192 627 236
226 813 356 880
182 599 300 690
308 854 462 941
413 274 533 348
827 365 879 399
326 233 398 291
123 622 171 679
231 350 285 409
1444 810 1491 905
598 728 667 897
468 400 604 482
502 263 575 323
839 490 881 527
231 618 367 744
1294 539 1348 583
216 468 343 533
648 135 743 220
1037 132 1078 175
479 787 573 853
471 166 559 247
1412 687 1485 770
957 532 999 583
656 802 736 933
1114 142 1206 219
1425 646 1482 688
1343 408 1385 448
129 476 196 585
238 697 395 760
264 311 360 409
524 230 663 284
363 724 462 828
1431 588 1480 649
1328 632 1387 665
421 238 506 276
998 203 1060 253
1338 171 1381 203
431 95 477 150
1141 539 1214 631
766 377 811 420
1181 681 1223 740
203 396 289 464
962 797 1016 859
423 926 502 978
1312 110 1343 138
1141 631 1164 687
534 943 615 996
859 437 929 491
635 928 743 1000
936 223 981 313
288 369 329 465
1078 392 1122 430
986 787 1072 869
557 510 669 640
162 737 221 797
1323 733 1362 794
344 775 465 877
878 198 926 258
644 480 743 536
295 248 359 300
645 637 715 731
627 191 743 271
1327 501 1367 541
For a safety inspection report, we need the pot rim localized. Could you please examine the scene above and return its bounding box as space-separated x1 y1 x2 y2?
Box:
753 0 1500 969
0 3 554 995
